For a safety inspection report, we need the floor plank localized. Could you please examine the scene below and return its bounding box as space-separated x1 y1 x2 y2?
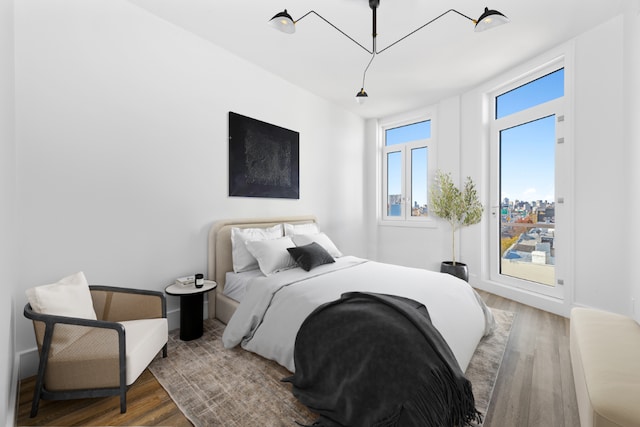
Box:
17 370 192 426
17 290 580 426
478 290 580 427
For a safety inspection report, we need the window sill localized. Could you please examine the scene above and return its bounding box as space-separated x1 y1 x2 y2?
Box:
378 219 439 229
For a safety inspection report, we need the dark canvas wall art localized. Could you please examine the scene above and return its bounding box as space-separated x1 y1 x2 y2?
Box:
228 112 299 199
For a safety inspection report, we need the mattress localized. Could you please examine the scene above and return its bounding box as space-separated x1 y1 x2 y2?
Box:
223 270 264 302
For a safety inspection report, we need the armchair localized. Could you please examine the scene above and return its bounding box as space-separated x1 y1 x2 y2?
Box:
24 283 168 417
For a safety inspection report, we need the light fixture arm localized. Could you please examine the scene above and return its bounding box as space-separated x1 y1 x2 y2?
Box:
290 6 477 56
376 9 475 54
294 10 373 54
361 52 376 90
270 2 508 102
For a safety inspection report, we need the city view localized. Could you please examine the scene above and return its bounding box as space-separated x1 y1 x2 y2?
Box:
385 69 562 288
386 196 428 217
500 197 555 286
388 192 556 286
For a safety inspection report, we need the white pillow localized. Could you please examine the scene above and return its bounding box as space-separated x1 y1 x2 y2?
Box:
292 232 343 258
25 272 97 320
283 222 320 236
231 224 283 273
245 236 297 276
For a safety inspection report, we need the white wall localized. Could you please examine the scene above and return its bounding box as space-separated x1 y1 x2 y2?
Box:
14 0 366 377
625 1 640 322
572 16 628 313
371 14 637 317
0 0 16 423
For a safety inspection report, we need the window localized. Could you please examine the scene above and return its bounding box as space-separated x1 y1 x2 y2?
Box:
496 69 564 119
381 117 435 223
489 63 568 298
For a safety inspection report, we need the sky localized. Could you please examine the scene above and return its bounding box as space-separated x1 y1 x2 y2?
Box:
500 115 555 203
384 68 564 210
497 69 564 203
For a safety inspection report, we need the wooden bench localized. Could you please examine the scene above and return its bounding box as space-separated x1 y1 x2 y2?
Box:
570 308 640 427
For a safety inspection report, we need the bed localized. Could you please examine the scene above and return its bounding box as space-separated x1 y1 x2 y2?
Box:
206 215 320 323
207 215 495 375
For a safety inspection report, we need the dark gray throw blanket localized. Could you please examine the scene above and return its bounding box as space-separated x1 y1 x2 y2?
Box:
282 292 482 427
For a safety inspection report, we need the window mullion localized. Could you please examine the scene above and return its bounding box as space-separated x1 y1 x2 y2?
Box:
402 146 409 220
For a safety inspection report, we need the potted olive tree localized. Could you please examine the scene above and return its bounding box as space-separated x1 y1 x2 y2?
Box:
429 170 484 281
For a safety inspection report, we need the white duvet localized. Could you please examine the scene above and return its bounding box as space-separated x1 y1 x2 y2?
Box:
222 256 494 373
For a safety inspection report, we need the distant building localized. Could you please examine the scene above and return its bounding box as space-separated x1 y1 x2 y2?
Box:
537 207 555 223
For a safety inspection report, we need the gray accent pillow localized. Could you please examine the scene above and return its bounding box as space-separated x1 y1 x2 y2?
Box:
287 242 335 271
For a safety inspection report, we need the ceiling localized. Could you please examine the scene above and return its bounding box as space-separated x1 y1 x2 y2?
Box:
127 0 626 119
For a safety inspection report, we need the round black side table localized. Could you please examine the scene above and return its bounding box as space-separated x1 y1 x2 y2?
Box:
165 281 216 341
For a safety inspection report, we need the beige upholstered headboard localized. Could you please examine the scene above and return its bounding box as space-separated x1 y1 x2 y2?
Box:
207 215 318 323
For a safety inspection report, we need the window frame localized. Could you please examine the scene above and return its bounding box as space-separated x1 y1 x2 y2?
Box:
487 57 571 299
379 110 437 227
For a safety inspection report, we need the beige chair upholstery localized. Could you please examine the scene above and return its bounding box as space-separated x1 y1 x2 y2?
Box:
24 285 168 417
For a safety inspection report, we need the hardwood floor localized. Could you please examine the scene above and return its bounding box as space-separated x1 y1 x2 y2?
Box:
17 370 192 426
478 290 580 427
17 290 580 426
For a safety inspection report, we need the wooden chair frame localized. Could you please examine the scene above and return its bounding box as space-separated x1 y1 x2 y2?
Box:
24 286 167 417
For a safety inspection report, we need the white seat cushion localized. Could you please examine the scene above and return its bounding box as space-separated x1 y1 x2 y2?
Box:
120 318 168 385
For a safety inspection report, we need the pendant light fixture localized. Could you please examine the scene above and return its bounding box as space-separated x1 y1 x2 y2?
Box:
474 7 510 32
355 88 368 104
269 1 509 103
268 9 295 34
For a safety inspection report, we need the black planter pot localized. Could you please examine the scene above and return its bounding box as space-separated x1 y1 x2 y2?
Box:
440 261 469 282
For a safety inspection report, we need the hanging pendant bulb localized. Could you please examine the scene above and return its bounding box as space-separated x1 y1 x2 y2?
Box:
355 88 368 104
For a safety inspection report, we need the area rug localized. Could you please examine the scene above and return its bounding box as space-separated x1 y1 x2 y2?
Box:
149 309 514 427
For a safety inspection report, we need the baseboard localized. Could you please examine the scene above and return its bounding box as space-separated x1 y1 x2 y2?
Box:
166 307 180 332
473 278 571 317
6 353 19 427
166 299 209 332
18 347 39 380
